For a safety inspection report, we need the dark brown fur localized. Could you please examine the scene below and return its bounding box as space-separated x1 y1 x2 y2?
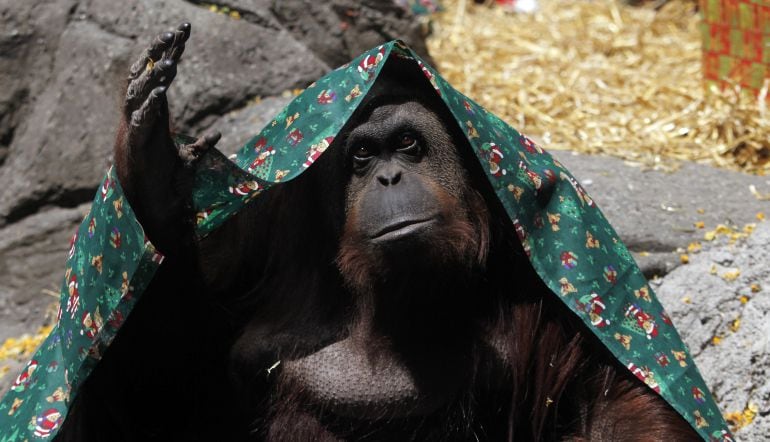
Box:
246 143 700 440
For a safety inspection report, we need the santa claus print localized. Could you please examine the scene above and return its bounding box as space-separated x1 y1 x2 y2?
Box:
66 274 80 319
33 408 63 438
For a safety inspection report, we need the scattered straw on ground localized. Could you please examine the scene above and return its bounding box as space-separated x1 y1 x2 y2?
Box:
0 300 57 381
0 326 52 362
426 0 769 174
0 325 53 381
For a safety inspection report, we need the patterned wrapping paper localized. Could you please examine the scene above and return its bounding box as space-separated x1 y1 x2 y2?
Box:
0 41 731 440
700 0 770 98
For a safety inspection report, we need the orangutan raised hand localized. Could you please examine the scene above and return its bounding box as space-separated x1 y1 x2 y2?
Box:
113 23 220 255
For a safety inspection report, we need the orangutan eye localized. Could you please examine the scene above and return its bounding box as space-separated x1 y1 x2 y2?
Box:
352 145 375 161
397 132 420 156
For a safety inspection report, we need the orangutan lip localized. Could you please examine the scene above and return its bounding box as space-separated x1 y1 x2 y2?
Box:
371 217 437 241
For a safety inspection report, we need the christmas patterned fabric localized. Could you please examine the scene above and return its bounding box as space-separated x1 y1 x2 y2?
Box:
0 168 163 440
0 41 731 441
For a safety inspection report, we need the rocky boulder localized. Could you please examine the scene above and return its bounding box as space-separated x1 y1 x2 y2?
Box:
554 151 770 438
652 220 770 440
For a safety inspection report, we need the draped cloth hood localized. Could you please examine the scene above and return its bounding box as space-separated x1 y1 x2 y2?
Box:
0 41 731 441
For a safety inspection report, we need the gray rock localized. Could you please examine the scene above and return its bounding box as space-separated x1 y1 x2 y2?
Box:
0 0 76 163
0 0 426 226
652 221 770 440
0 203 91 340
0 19 133 225
551 151 770 278
78 0 329 132
266 0 432 68
0 1 329 224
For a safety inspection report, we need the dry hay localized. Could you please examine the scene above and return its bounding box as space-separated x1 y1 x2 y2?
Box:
426 0 769 175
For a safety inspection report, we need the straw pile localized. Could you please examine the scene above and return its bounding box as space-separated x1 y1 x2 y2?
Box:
426 0 769 175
